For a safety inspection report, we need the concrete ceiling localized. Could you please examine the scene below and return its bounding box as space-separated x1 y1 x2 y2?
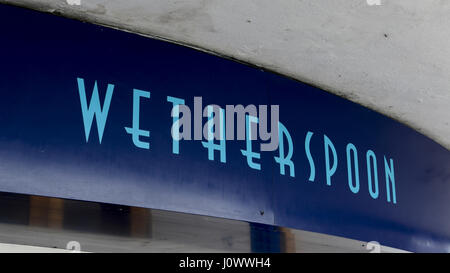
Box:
3 0 450 149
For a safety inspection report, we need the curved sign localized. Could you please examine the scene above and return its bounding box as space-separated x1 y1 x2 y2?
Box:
0 4 449 252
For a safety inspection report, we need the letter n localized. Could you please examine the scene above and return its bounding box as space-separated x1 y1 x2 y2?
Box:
384 156 397 204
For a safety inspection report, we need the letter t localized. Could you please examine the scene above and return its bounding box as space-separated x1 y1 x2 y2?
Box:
125 89 151 149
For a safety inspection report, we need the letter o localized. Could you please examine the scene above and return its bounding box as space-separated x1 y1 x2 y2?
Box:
346 143 360 194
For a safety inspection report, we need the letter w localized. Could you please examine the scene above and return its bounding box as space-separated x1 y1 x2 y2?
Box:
77 77 114 143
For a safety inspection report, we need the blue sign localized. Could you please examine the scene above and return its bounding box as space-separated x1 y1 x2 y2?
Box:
0 4 449 252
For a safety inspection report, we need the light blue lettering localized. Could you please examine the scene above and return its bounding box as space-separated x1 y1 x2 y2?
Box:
305 131 315 182
125 89 151 149
274 122 295 177
240 115 261 170
167 96 185 154
77 77 114 143
346 143 360 193
201 106 226 163
366 150 379 199
384 156 397 204
324 135 337 186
